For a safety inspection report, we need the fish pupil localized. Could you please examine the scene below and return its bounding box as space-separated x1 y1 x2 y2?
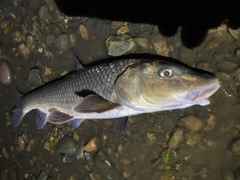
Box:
163 70 170 76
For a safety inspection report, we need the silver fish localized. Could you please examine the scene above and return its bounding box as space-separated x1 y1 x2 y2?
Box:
11 58 220 130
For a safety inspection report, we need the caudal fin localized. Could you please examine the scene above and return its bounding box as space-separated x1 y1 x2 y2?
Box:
11 102 23 127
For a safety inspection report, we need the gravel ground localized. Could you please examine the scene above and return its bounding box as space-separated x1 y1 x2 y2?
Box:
1 0 240 180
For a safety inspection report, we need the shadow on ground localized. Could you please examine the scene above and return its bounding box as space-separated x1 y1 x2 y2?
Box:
54 0 240 48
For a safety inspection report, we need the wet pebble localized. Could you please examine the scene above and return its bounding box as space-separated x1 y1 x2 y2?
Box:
167 128 184 149
45 33 56 45
2 147 9 159
18 136 25 151
84 151 94 161
204 113 217 130
186 132 201 146
134 37 149 49
230 137 240 155
62 154 76 163
228 27 240 40
38 5 49 23
73 131 79 141
43 139 54 152
161 148 177 164
106 34 136 56
158 171 175 180
27 139 38 152
27 68 43 88
18 43 30 59
38 170 48 180
0 61 12 85
56 136 77 155
79 24 89 40
179 115 203 132
151 32 169 56
146 132 157 144
84 137 98 152
55 33 71 51
45 0 56 11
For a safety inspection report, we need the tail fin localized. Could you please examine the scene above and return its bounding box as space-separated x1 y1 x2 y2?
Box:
10 83 24 127
11 102 23 127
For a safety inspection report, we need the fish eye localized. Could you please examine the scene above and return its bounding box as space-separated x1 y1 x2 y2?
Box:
159 67 172 77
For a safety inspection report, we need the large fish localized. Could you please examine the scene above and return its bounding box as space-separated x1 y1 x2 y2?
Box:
11 57 220 131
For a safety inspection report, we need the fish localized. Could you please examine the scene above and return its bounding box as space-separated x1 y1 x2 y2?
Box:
11 57 220 131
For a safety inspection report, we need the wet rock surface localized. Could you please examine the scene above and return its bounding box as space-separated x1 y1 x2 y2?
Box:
0 1 240 180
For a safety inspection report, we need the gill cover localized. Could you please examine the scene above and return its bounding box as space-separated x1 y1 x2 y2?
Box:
114 61 175 110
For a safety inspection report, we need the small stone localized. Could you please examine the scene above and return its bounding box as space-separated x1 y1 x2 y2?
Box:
230 137 240 155
117 24 129 35
146 132 156 144
27 68 43 88
167 128 184 149
38 5 49 23
228 27 240 40
45 0 56 11
151 33 169 56
179 115 203 132
38 171 48 180
69 33 77 46
102 133 108 141
106 34 136 56
14 30 22 42
18 43 30 59
43 140 54 152
62 154 76 163
73 131 79 141
134 37 149 49
118 144 123 153
84 151 94 161
161 148 177 164
18 136 25 151
204 114 216 130
84 137 98 152
0 61 12 85
79 24 89 40
55 33 71 51
56 136 77 155
27 139 38 152
186 132 201 146
2 147 9 159
111 21 124 29
158 171 175 180
44 66 52 75
45 33 56 45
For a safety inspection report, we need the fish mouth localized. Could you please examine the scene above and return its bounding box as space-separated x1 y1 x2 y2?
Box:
185 81 220 106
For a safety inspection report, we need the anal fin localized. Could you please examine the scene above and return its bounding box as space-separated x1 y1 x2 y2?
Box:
67 118 85 128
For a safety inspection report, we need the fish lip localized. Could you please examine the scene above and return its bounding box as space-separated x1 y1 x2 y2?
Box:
185 81 220 105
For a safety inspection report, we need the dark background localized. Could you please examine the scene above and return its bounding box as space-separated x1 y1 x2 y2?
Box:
54 0 240 48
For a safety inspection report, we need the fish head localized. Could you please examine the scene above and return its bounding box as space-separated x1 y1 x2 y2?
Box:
114 59 220 111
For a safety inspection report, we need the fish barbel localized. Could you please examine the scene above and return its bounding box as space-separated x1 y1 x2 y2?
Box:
11 58 220 130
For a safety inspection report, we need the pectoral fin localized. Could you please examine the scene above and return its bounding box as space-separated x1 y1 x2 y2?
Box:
74 94 121 113
47 110 73 124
